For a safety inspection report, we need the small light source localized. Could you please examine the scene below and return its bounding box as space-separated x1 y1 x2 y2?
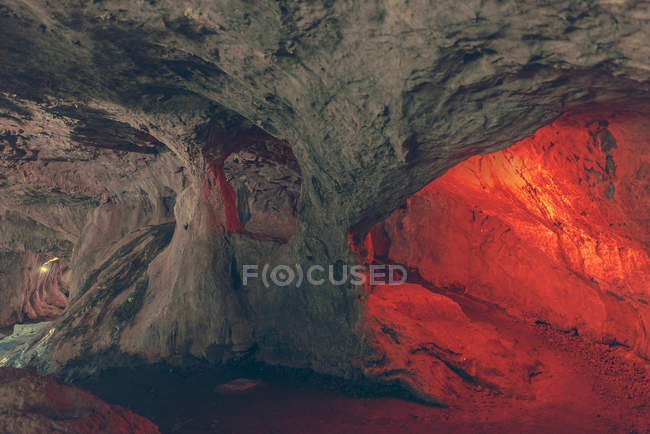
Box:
39 257 60 274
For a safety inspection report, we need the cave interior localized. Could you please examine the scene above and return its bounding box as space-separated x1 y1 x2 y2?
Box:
0 1 649 433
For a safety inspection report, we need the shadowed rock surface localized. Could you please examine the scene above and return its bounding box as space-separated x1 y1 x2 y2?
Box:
0 367 158 433
0 0 648 409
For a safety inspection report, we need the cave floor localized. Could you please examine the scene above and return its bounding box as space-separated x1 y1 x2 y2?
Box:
81 289 650 434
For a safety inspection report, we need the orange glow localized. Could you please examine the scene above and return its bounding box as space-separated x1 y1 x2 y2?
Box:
428 113 650 297
360 110 650 405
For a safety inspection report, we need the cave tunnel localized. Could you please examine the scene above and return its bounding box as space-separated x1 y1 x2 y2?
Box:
0 1 649 433
360 108 650 414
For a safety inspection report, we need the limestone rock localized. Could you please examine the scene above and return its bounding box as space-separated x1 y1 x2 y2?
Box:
0 0 648 405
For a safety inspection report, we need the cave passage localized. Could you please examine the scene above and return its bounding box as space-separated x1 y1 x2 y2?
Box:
202 121 302 243
1 1 649 431
360 108 650 417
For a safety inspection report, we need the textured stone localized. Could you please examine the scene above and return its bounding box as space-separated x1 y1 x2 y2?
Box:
373 110 650 368
364 283 543 404
0 0 648 405
0 368 158 433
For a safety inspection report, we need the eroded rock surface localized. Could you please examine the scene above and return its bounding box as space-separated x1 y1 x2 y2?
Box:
0 368 158 433
364 109 649 399
365 283 543 404
0 0 648 405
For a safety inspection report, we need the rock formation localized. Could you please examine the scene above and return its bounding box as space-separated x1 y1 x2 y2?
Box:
0 0 648 408
0 368 158 433
365 109 649 403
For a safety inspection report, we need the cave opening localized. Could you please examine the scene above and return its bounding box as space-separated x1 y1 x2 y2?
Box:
199 117 303 243
358 107 650 415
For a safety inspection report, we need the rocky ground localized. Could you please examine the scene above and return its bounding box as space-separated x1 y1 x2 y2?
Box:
71 290 650 434
0 367 158 433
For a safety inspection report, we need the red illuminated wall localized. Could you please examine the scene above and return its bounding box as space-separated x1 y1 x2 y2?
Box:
355 107 650 403
374 110 649 356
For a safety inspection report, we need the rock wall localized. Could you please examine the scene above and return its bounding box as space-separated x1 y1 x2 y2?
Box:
0 0 648 403
362 109 649 402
